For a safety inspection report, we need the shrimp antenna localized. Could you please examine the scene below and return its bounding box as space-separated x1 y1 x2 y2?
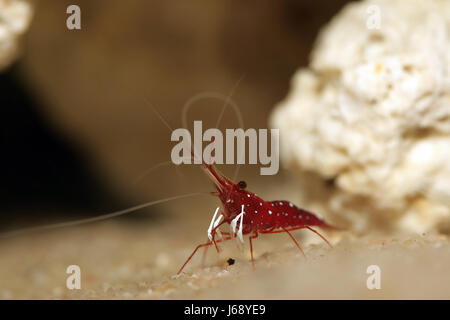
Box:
134 158 191 185
0 192 207 239
181 77 245 180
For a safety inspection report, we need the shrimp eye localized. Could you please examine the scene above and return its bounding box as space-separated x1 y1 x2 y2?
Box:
238 180 247 189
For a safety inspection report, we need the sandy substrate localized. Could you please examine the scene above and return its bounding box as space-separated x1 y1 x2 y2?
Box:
0 217 449 299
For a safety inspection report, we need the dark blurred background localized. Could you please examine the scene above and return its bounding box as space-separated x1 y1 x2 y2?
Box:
0 0 352 231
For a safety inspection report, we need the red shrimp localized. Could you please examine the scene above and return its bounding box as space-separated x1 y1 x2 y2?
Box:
177 163 338 274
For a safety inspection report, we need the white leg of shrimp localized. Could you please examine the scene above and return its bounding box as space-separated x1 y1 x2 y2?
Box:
207 207 223 242
230 205 245 244
213 214 223 240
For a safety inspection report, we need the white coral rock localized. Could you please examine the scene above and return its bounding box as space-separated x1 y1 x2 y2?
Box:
0 0 33 70
270 0 450 234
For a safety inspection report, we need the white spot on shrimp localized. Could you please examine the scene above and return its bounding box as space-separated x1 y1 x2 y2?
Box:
285 213 288 216
259 202 263 206
271 203 274 207
279 202 283 205
268 210 272 215
254 210 258 214
289 203 293 207
247 194 250 198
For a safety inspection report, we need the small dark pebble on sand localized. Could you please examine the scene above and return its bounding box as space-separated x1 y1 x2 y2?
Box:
227 258 235 266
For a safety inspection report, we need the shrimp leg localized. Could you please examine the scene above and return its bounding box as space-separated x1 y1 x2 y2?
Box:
178 236 233 275
304 226 333 248
202 228 231 267
249 232 258 268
